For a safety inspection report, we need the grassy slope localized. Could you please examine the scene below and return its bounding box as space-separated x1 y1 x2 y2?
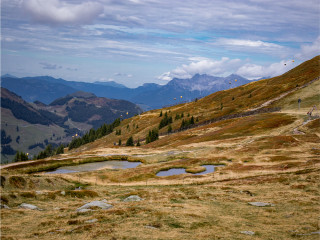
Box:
1 56 319 240
1 108 66 163
71 55 320 151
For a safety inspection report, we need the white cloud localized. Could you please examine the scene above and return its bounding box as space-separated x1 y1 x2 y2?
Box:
22 0 103 25
236 36 320 80
1 36 15 42
295 36 320 61
159 56 301 81
236 60 295 79
114 73 133 78
39 62 62 70
213 38 287 57
158 72 172 81
216 39 282 48
158 57 242 81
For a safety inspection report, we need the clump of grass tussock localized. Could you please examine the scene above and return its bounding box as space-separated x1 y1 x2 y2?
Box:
268 155 294 162
8 176 27 189
126 173 155 182
190 221 212 230
1 195 9 204
19 191 36 198
294 134 320 143
38 220 55 227
65 190 99 198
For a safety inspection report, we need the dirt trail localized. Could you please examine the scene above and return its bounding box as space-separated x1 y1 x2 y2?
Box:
0 160 37 170
249 76 319 111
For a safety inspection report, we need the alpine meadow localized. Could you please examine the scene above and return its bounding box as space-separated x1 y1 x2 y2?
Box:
1 0 320 239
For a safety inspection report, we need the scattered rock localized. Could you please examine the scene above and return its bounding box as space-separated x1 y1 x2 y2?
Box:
241 231 255 236
85 219 98 223
19 203 42 210
36 191 45 195
77 200 113 212
144 225 159 229
122 195 143 202
0 204 10 209
60 191 66 196
248 202 275 207
295 231 320 236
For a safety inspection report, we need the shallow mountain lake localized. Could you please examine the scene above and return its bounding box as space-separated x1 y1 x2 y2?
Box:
156 164 223 177
46 160 141 174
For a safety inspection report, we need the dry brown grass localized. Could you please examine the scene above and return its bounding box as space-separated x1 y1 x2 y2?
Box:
1 168 319 240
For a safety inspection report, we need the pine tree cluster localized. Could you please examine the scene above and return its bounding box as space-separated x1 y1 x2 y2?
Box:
180 116 195 130
33 144 65 160
13 151 29 162
146 129 159 144
159 112 173 129
68 118 121 150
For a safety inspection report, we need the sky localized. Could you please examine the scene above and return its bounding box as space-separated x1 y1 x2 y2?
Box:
1 0 319 88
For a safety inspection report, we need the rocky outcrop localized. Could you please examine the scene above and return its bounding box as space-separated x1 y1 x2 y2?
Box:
122 195 143 202
19 203 42 210
76 200 113 212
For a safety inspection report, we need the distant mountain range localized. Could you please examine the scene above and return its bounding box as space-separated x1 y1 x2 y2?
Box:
1 74 253 110
1 88 142 163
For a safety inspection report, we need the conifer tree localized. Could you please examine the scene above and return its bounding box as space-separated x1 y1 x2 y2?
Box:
126 136 134 146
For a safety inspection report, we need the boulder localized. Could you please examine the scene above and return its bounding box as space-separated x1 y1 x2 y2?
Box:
85 219 98 223
248 202 275 207
122 195 143 202
77 200 113 212
241 231 255 236
20 203 42 210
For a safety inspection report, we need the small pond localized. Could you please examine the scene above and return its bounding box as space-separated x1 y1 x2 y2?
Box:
156 164 223 177
46 160 141 174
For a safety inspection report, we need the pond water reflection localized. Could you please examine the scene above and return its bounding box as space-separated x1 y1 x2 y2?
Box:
46 160 141 174
156 164 223 177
